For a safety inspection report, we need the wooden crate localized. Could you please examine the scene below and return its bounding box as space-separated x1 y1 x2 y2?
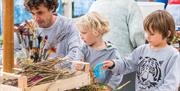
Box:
0 62 91 91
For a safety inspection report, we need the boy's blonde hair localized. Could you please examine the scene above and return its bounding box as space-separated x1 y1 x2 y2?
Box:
76 12 110 35
144 10 175 43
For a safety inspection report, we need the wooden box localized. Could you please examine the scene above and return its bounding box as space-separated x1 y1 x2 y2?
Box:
0 62 91 91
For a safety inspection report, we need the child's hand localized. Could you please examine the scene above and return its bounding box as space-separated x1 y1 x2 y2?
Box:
106 85 113 91
74 63 84 71
102 60 114 69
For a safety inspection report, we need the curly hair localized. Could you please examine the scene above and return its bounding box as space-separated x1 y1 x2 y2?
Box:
76 12 110 35
24 0 58 12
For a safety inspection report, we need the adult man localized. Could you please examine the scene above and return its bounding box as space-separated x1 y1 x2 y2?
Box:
89 0 145 90
15 0 82 61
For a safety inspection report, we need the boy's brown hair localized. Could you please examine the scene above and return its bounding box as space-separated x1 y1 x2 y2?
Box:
144 10 175 43
76 12 110 35
24 0 58 12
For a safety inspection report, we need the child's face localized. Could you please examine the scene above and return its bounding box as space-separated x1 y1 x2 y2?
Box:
145 28 167 48
79 27 97 46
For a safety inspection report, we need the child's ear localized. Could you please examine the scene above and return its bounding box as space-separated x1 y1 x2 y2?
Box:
168 30 171 37
93 31 100 37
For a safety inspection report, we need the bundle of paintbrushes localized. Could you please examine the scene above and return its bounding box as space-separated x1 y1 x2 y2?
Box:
15 20 55 62
2 57 76 87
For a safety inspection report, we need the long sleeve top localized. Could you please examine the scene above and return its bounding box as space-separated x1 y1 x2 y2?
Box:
81 42 123 89
112 44 180 91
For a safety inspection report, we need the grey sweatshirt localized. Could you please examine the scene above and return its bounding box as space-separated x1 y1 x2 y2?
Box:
89 0 145 56
81 42 123 89
37 16 82 60
112 44 180 91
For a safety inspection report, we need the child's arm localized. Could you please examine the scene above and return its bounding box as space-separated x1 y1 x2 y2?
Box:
103 49 141 75
154 52 180 91
103 45 146 74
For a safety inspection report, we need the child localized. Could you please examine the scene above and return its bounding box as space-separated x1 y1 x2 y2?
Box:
76 12 123 90
103 10 180 91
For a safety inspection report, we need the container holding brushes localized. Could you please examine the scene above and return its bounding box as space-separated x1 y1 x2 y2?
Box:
14 20 56 63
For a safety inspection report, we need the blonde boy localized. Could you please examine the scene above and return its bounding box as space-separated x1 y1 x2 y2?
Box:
76 12 123 90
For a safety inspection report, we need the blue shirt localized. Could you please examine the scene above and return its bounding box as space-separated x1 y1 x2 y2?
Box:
156 0 168 8
73 0 95 17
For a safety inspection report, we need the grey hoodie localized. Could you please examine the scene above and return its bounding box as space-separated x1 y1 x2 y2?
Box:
81 42 123 89
112 44 180 91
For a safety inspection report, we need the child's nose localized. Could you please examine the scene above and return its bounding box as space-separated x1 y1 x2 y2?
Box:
80 34 84 39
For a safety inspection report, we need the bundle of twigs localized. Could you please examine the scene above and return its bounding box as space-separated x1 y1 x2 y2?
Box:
171 33 180 46
170 32 180 51
2 57 76 87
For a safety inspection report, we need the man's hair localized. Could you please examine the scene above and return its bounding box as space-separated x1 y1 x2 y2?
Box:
24 0 58 12
76 12 110 35
144 10 175 43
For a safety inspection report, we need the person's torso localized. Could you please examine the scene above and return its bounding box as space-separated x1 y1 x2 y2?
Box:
134 44 177 91
82 42 120 83
38 16 78 57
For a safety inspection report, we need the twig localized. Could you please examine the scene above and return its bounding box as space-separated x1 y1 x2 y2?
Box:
115 81 131 91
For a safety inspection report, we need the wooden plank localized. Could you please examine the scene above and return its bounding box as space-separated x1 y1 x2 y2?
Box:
0 70 26 91
3 0 14 73
69 61 90 72
27 72 91 91
0 65 23 71
0 84 22 91
18 76 27 91
0 72 91 91
0 63 91 91
2 71 21 78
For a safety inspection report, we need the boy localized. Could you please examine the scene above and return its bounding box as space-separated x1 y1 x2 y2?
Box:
103 10 180 91
76 12 123 90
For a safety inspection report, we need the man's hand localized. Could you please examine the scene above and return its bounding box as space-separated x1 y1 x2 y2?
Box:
14 23 27 32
